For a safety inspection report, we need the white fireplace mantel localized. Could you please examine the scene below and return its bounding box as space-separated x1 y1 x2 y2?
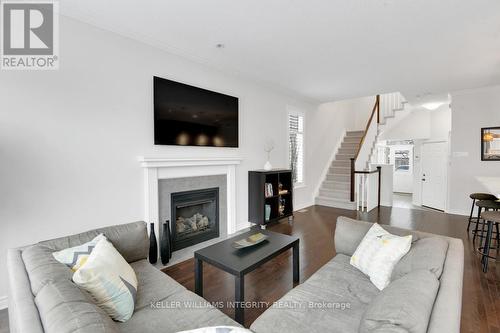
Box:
138 157 242 236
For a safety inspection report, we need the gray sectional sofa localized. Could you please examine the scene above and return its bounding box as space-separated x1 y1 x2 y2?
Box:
250 217 464 333
7 217 464 333
7 221 239 333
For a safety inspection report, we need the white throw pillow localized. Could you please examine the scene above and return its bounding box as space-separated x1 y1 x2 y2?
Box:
72 237 137 322
52 234 105 271
350 223 412 290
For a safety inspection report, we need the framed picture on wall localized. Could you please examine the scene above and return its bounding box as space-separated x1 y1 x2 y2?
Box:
481 127 500 161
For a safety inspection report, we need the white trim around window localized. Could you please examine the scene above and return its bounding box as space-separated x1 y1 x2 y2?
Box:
287 106 305 188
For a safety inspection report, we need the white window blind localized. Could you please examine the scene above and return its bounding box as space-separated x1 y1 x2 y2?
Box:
288 113 304 184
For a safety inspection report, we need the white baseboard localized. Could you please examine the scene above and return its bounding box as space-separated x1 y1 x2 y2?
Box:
445 208 469 217
295 201 314 211
0 296 7 310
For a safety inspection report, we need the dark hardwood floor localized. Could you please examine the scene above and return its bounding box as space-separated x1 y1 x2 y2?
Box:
163 205 499 332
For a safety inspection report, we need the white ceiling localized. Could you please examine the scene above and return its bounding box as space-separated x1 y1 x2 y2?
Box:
60 0 500 102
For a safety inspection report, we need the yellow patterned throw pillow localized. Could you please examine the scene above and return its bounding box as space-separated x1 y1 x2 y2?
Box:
350 223 412 290
73 237 137 322
52 234 105 271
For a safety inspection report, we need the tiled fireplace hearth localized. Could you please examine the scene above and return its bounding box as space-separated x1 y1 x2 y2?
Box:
139 157 241 266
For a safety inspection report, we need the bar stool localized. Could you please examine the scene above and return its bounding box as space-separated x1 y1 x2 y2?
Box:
467 193 498 232
478 211 500 273
473 200 500 243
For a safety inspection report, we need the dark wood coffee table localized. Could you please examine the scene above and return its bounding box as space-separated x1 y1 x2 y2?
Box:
194 229 299 325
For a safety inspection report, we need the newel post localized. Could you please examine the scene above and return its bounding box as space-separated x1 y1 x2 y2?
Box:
350 158 355 202
377 166 382 208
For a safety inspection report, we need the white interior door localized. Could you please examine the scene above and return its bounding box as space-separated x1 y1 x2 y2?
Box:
421 142 447 210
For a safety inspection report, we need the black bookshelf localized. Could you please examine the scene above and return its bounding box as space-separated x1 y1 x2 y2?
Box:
248 169 294 227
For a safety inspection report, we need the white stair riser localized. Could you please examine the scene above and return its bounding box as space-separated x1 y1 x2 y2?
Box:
327 174 350 182
336 154 353 161
331 160 350 168
344 137 362 143
322 182 350 191
338 148 357 155
329 167 350 175
319 189 350 199
341 142 358 149
346 131 364 137
315 197 356 210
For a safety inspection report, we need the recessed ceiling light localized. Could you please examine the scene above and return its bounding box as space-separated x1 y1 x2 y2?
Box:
422 102 445 110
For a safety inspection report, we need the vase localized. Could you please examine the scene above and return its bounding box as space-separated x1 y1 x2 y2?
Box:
263 160 272 171
265 204 271 221
168 221 173 259
160 220 171 265
148 223 158 264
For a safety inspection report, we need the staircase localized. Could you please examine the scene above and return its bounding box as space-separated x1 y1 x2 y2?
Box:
315 92 409 210
315 130 364 209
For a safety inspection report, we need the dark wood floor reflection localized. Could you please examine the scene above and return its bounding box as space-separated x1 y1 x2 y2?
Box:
163 205 499 332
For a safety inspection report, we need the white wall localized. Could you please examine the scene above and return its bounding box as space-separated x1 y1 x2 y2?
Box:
381 105 451 141
448 85 500 215
430 105 452 140
0 17 315 301
298 96 374 203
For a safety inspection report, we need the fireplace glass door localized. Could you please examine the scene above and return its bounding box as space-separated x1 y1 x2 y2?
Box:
171 188 219 251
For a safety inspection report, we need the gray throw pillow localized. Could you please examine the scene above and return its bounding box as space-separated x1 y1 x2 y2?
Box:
359 269 439 333
391 237 448 281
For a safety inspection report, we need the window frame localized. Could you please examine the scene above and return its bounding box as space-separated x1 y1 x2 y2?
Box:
287 106 306 188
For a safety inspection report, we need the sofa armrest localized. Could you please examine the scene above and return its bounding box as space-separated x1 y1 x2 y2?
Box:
7 249 44 333
427 238 464 333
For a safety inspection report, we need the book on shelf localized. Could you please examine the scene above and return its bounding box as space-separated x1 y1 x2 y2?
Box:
264 183 274 197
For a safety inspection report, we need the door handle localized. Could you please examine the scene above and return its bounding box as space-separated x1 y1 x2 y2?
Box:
422 178 426 181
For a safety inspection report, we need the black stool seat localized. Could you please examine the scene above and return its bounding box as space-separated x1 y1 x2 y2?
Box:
467 193 499 233
482 211 500 223
478 211 500 273
470 193 498 201
476 200 500 209
472 200 500 242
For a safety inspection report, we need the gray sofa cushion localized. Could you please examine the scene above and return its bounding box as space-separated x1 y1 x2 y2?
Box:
21 244 73 295
335 217 420 257
35 279 118 333
39 221 148 263
359 269 439 333
391 237 449 281
130 259 185 311
118 262 239 333
250 254 380 333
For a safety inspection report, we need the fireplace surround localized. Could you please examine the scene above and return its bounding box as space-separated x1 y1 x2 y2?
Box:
139 157 241 266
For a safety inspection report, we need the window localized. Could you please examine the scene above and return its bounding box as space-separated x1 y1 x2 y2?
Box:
394 150 410 172
288 111 304 185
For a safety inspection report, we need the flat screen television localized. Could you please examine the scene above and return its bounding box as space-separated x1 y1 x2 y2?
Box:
154 76 239 147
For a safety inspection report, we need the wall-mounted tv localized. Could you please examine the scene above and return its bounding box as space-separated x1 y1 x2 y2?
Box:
154 76 239 147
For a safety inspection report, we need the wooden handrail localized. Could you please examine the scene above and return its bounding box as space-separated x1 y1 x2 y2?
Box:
350 94 381 204
353 95 380 161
